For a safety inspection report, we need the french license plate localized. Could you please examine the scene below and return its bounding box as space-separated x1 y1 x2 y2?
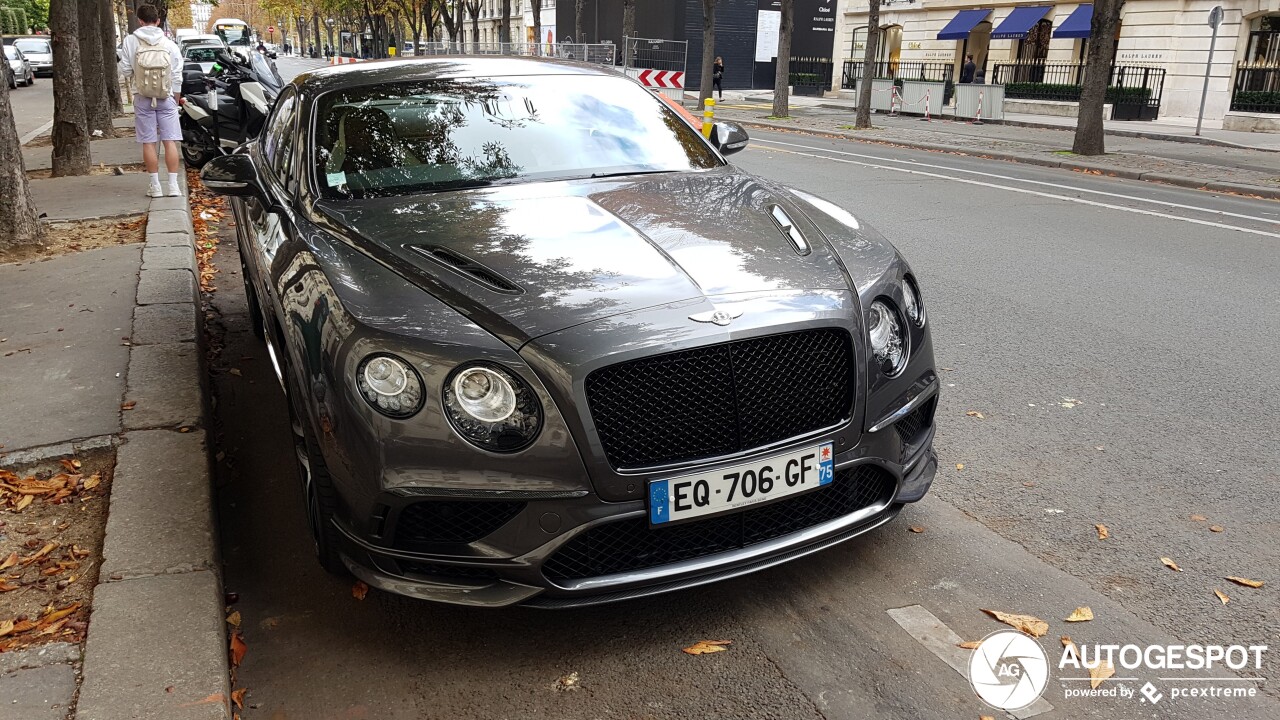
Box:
648 443 834 525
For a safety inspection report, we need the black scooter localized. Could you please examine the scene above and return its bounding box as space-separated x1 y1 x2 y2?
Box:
180 50 282 168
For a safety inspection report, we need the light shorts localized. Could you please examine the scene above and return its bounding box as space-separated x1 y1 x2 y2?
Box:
134 94 182 144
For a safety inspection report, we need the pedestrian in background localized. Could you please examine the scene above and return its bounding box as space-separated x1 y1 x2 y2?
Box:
713 56 724 100
959 53 976 84
118 3 183 198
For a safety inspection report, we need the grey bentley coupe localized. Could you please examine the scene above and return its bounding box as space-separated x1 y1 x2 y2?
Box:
200 56 938 607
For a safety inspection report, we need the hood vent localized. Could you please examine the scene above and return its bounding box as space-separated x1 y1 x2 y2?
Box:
408 246 523 295
770 205 811 256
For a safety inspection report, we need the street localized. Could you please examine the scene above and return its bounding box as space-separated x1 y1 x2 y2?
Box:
188 57 1280 719
8 76 53 142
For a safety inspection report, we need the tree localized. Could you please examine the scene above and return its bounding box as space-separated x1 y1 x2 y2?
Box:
100 0 123 114
698 0 716 102
530 0 542 53
1073 0 1122 155
621 0 633 63
572 0 581 42
464 0 478 45
853 0 880 129
79 0 113 138
498 0 509 47
0 49 42 248
49 0 88 176
771 0 793 118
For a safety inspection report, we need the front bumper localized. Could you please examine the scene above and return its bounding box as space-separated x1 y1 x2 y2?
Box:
332 430 937 608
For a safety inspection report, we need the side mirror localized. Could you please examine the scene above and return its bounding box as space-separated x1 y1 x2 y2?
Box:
200 153 263 197
711 121 749 155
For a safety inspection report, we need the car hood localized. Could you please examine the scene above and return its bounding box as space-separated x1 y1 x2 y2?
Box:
314 167 853 346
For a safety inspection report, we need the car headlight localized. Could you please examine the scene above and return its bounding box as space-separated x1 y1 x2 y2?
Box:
443 363 542 452
868 300 907 376
902 277 925 327
356 353 424 418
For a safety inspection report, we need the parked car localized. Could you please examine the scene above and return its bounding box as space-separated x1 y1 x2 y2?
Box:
180 33 226 51
4 45 35 88
199 57 938 608
182 42 224 74
9 37 51 77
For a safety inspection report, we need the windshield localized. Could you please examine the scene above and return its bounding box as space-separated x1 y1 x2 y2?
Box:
314 75 721 199
13 39 50 55
4 46 18 60
215 23 250 46
185 47 220 62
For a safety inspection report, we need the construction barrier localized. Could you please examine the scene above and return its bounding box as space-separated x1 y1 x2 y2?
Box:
329 55 361 65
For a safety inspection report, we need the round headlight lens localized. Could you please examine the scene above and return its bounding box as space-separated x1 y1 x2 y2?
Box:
443 363 542 452
356 354 424 418
868 300 907 376
902 277 925 327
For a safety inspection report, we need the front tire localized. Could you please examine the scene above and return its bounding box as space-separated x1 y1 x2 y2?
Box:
181 139 217 169
281 358 348 577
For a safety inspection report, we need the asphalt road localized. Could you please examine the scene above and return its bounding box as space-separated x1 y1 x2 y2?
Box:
198 58 1280 719
8 72 53 141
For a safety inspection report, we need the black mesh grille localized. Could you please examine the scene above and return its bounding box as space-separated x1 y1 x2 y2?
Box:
543 466 894 581
397 561 500 582
893 396 937 462
393 500 525 549
585 329 854 469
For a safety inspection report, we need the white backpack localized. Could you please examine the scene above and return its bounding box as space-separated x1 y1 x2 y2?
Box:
134 37 173 99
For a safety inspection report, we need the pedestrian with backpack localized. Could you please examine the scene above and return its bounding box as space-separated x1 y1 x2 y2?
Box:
118 4 184 198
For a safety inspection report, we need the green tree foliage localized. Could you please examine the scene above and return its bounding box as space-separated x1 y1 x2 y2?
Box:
0 0 47 30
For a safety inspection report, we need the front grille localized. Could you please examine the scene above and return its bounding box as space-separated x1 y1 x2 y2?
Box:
397 561 500 582
393 500 525 549
893 396 937 462
543 466 894 581
585 329 854 469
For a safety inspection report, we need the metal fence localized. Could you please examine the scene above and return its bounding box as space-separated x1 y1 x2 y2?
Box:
623 36 686 72
1231 63 1280 113
789 57 834 95
416 41 616 65
991 61 1165 120
841 61 955 88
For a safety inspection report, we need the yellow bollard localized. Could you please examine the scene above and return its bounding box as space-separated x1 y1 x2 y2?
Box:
701 98 716 139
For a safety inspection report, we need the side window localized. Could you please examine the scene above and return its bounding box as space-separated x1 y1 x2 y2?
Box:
262 91 297 186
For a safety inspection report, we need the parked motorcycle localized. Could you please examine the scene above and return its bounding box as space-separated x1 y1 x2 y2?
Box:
180 49 283 169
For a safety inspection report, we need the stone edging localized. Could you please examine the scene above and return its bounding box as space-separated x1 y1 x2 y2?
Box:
728 116 1280 201
73 178 232 720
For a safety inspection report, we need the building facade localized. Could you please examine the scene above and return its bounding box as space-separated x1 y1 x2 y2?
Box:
833 0 1280 128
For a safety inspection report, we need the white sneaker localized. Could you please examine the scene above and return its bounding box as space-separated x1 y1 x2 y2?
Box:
147 182 163 198
166 184 181 197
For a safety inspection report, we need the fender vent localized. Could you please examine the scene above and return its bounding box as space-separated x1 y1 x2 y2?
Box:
409 246 523 295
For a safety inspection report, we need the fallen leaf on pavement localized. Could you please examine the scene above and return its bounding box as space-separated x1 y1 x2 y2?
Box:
231 688 246 709
965 411 985 419
957 641 981 650
226 611 241 628
229 368 242 377
352 581 369 600
981 609 1048 637
1089 660 1115 689
1160 557 1182 572
1226 577 1263 589
0 581 18 593
1210 525 1223 533
0 552 16 571
21 542 57 565
1064 607 1093 622
553 671 581 691
1189 514 1207 522
230 632 247 667
120 401 137 411
981 716 995 720
41 602 80 624
1214 589 1230 605
0 620 13 637
1095 524 1109 540
908 526 925 533
955 463 964 471
682 639 732 655
14 495 32 511
179 694 226 708
83 474 101 490
1061 636 1077 654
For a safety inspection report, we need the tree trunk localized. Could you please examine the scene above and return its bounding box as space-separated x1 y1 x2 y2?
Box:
531 0 542 54
499 0 510 47
313 12 323 57
772 0 793 117
79 0 114 138
101 0 123 114
467 1 479 45
50 0 90 177
1072 0 1121 155
622 0 634 41
0 54 43 248
854 0 880 129
699 0 716 102
573 0 583 42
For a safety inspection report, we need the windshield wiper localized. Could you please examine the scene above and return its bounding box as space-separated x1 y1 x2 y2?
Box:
589 169 679 179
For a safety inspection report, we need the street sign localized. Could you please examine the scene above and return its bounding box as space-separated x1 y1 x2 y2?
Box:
1208 6 1223 29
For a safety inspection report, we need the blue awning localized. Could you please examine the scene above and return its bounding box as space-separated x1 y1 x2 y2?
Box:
991 6 1053 39
937 9 992 40
1053 4 1094 38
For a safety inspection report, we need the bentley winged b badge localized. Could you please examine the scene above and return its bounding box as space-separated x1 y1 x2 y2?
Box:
689 308 744 326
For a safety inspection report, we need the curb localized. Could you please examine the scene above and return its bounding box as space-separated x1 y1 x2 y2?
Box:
74 176 232 720
727 116 1280 201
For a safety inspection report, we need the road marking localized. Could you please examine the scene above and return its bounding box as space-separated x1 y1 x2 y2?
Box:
20 119 53 146
887 605 1055 719
752 135 1280 222
752 139 1280 234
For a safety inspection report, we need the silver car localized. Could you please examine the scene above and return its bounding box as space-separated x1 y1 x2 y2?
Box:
10 37 50 78
4 45 35 88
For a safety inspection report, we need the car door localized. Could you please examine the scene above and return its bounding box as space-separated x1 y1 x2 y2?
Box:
242 89 299 323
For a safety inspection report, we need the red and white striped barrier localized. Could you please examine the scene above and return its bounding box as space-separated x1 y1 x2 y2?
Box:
635 69 684 89
970 90 985 125
329 55 362 65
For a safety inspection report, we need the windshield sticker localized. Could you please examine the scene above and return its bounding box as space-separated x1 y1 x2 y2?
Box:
326 172 347 188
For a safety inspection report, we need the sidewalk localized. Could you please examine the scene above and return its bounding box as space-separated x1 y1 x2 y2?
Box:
2 130 229 719
705 90 1280 198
